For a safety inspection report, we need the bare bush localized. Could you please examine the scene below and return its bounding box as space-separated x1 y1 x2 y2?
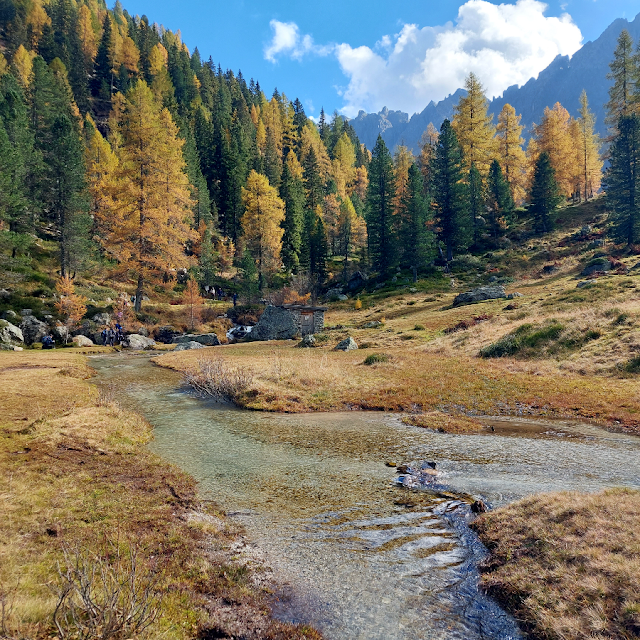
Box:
183 357 254 404
51 542 162 640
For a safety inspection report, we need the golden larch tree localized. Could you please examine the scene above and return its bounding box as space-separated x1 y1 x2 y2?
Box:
183 276 204 331
332 132 356 199
299 123 331 180
55 276 87 338
496 104 528 204
85 114 118 224
95 80 196 310
530 102 578 197
393 145 414 213
452 73 497 175
240 170 285 289
353 165 369 201
78 5 98 64
575 91 603 201
12 45 34 87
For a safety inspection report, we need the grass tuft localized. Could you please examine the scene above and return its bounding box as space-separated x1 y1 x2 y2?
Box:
363 353 390 365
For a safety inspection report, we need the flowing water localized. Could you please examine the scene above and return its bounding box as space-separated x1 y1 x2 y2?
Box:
92 353 640 640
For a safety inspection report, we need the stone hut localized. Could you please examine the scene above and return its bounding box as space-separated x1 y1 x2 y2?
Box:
251 304 327 341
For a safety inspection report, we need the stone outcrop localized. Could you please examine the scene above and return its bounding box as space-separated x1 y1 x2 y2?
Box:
172 333 220 346
334 337 358 351
251 306 299 341
0 320 23 346
124 334 156 350
453 286 507 307
581 259 612 276
155 325 179 344
72 335 94 348
20 315 48 346
173 341 205 352
297 335 316 348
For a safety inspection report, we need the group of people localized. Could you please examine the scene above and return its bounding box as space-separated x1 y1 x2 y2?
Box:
202 286 238 305
101 323 125 347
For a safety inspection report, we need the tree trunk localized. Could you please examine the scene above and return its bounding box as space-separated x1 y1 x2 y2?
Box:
134 274 143 312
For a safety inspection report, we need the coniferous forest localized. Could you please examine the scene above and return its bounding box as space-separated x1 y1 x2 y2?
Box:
0 0 639 311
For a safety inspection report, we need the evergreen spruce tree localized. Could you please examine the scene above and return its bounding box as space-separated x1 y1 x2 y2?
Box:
279 159 304 272
366 135 396 275
606 113 640 246
431 120 470 261
468 163 484 246
310 214 328 283
399 163 432 272
530 151 562 235
487 159 514 238
0 73 40 248
606 29 636 127
91 14 114 113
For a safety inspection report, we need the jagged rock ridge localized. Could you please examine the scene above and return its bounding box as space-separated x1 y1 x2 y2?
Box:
350 12 640 153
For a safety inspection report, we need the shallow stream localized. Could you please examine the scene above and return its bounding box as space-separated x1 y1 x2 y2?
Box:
92 353 640 640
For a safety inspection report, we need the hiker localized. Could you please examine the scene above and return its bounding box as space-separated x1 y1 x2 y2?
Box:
107 328 115 347
41 334 55 350
101 328 107 345
233 292 238 307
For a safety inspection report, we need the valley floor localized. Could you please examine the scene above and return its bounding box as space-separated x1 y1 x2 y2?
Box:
0 350 321 640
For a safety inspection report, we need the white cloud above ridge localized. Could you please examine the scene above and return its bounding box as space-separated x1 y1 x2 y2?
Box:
263 0 583 117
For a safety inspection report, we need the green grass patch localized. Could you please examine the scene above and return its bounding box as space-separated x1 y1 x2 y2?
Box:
480 321 566 358
363 353 390 365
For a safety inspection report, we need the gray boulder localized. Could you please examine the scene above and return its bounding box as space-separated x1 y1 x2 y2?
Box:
453 286 507 307
251 306 299 341
92 313 111 326
362 320 383 329
124 334 156 350
138 326 149 337
577 280 594 289
51 324 70 344
21 309 33 316
506 292 524 300
2 310 18 321
334 337 358 351
155 325 179 344
0 289 10 300
20 315 48 346
347 271 367 291
72 335 94 348
173 341 205 352
0 320 24 345
297 335 316 348
1 343 23 351
172 333 220 346
582 259 612 276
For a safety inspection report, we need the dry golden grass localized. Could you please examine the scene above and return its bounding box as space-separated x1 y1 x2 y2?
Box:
0 351 321 640
157 341 640 431
401 412 485 434
473 489 640 640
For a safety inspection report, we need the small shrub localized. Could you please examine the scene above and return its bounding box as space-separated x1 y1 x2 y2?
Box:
183 357 254 403
623 357 640 374
354 298 362 310
400 334 415 340
414 324 426 331
364 353 390 365
407 301 416 306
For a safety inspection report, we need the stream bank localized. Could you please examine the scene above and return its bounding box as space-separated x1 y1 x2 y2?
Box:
92 352 640 640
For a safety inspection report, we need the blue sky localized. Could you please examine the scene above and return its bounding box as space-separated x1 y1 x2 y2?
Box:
121 0 639 118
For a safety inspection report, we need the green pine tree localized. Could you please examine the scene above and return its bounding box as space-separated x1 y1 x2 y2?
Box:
91 14 114 113
468 163 484 245
280 161 304 273
399 163 433 272
487 159 514 238
431 120 470 261
606 113 640 246
530 151 562 235
366 135 396 275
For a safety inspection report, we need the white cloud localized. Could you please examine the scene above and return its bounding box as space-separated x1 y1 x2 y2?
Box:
264 20 331 63
264 0 583 117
